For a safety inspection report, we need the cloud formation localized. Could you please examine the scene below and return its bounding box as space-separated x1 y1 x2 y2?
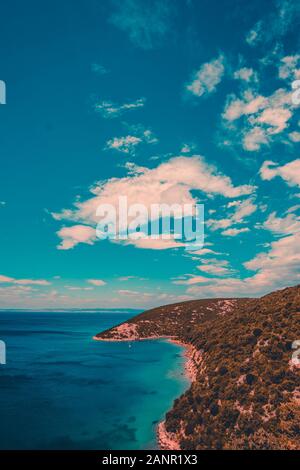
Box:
56 225 97 250
0 274 50 286
53 155 255 250
183 235 300 297
221 227 250 237
207 198 257 234
260 159 300 187
223 87 296 151
87 279 107 286
181 205 300 297
263 211 300 235
278 54 300 80
109 0 174 49
233 67 258 83
246 0 300 47
94 98 145 119
186 55 225 98
105 129 158 155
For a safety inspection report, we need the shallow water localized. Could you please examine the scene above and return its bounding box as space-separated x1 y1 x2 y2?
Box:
0 311 189 449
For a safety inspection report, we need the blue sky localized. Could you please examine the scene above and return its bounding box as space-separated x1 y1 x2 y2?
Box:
0 0 300 309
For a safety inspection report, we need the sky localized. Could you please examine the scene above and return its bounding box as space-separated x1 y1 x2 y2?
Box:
0 0 300 309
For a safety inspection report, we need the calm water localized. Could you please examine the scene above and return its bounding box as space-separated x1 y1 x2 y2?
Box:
0 311 189 450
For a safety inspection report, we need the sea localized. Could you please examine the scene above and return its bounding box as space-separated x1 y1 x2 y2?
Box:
0 310 189 450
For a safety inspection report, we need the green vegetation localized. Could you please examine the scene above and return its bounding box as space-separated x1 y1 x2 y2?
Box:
95 286 300 449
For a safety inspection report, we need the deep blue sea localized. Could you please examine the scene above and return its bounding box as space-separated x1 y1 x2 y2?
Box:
0 311 189 450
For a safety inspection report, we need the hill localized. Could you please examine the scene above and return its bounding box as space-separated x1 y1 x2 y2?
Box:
94 286 300 450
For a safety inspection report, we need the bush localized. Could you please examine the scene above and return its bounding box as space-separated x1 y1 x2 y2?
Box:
246 373 257 385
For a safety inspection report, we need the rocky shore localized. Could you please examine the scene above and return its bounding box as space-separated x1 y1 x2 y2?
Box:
94 287 300 450
94 329 201 450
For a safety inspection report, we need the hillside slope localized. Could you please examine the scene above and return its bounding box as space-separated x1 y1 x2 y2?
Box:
94 286 300 450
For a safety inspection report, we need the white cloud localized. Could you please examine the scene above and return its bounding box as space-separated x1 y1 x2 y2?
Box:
243 127 269 151
207 198 257 233
186 205 300 297
91 63 108 75
109 0 173 50
223 93 267 121
122 237 186 250
186 55 225 98
180 143 196 154
117 289 140 295
227 200 239 208
252 107 292 134
118 275 146 281
185 234 300 297
87 279 106 286
207 218 232 231
278 54 300 80
243 232 300 290
232 198 257 221
197 263 230 276
175 257 233 287
0 274 50 286
105 129 158 155
106 135 142 154
173 275 209 285
233 67 258 83
223 87 296 151
187 248 221 256
286 204 300 214
263 212 300 235
56 225 97 250
94 98 145 119
260 159 300 187
65 286 94 291
53 155 255 250
246 1 300 48
221 227 250 236
289 131 300 142
245 21 262 46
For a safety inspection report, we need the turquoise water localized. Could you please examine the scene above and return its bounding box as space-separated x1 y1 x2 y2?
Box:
0 311 189 449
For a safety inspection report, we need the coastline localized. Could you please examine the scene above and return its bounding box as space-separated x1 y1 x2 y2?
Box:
167 338 201 383
157 338 201 450
93 333 198 381
93 289 300 450
94 333 200 450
